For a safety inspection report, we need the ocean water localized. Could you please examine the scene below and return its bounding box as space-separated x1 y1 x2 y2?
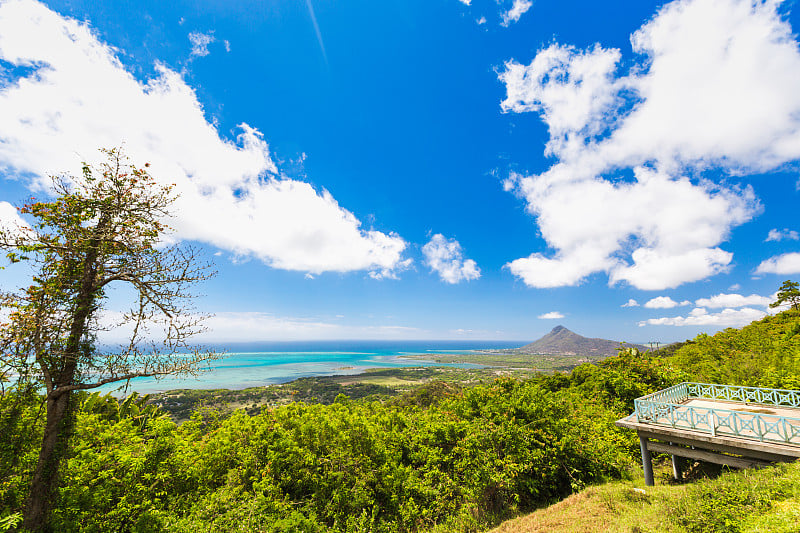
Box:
98 340 524 395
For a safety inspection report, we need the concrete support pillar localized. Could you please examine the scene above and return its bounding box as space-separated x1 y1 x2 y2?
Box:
639 434 654 486
669 443 682 480
671 454 682 480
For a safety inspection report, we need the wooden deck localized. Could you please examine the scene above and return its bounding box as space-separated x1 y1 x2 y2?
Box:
633 397 800 444
616 385 800 485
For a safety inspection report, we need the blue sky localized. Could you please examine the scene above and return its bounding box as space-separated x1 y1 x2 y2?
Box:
1 0 799 344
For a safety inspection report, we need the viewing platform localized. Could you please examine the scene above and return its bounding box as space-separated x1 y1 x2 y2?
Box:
616 382 800 485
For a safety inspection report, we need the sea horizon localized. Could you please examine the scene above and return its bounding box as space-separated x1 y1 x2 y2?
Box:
98 340 526 396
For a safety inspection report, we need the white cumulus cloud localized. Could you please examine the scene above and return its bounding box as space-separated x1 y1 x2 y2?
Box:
422 234 480 284
644 296 690 309
500 0 800 290
501 0 533 27
188 31 214 57
755 253 800 275
766 228 799 242
0 0 407 278
639 306 766 327
621 298 639 307
538 311 564 319
695 293 772 308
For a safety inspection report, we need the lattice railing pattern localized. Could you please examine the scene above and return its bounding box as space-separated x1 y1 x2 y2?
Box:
686 383 800 407
634 382 800 445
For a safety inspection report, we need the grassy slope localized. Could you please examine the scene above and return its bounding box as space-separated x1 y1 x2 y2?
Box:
491 462 800 533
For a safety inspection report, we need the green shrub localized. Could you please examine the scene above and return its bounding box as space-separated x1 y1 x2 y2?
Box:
672 463 800 533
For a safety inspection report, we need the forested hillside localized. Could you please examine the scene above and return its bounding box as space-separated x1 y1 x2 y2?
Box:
0 351 679 532
661 309 800 389
1 310 799 532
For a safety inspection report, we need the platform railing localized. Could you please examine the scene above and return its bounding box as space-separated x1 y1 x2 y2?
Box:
634 382 800 445
685 382 800 407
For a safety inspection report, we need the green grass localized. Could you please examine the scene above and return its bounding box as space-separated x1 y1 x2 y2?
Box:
490 461 800 533
401 351 603 371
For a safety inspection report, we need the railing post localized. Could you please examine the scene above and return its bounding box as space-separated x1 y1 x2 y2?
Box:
639 434 654 486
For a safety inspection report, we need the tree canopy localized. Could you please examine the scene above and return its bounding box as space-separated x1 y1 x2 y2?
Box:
0 148 219 531
771 280 800 311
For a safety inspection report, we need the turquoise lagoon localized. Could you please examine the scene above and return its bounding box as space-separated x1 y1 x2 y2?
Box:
99 340 523 395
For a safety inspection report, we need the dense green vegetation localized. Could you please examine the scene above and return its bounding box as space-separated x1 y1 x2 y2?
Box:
1 308 799 531
151 367 548 421
661 309 800 389
1 375 640 532
401 351 605 372
153 378 399 421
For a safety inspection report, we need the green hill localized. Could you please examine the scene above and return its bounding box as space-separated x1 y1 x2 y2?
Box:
660 308 800 389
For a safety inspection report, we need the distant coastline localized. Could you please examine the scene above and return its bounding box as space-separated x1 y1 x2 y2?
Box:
98 340 525 395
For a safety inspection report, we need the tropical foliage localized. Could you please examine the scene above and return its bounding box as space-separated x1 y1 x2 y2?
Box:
0 366 657 532
0 288 798 531
662 309 800 389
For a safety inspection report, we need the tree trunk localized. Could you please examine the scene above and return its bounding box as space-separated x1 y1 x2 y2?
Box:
21 391 74 532
22 212 107 531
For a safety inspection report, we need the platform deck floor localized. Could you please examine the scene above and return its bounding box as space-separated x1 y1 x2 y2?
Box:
639 397 800 446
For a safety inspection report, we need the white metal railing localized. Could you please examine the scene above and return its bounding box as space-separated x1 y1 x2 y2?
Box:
633 382 800 445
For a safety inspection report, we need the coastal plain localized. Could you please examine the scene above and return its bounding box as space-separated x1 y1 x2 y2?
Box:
148 349 598 421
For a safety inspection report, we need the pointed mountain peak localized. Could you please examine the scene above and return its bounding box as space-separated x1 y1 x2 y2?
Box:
519 327 646 358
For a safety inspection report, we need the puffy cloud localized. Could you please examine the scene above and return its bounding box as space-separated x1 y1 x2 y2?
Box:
644 296 690 309
538 311 564 319
610 246 736 291
501 0 533 27
0 0 407 277
457 0 471 5
504 166 752 289
766 228 799 242
0 201 29 236
500 44 623 151
621 299 639 307
422 234 480 284
188 31 214 57
695 293 772 308
506 244 611 288
639 306 766 327
500 0 800 290
755 253 800 275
